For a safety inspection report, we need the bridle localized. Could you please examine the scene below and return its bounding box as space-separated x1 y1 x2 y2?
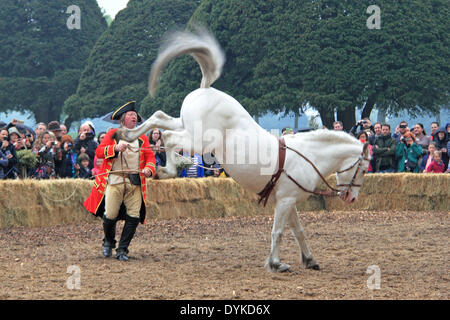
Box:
282 143 370 198
257 138 370 206
334 153 370 199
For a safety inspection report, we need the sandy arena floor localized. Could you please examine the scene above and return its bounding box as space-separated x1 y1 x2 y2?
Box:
0 210 448 300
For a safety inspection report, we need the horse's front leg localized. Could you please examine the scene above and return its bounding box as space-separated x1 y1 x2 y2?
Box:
265 198 295 272
288 207 320 270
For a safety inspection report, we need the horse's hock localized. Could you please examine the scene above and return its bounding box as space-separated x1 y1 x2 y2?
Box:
0 174 448 228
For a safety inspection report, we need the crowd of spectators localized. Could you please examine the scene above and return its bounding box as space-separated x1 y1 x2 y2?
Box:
332 119 449 174
1 117 448 181
0 118 229 180
0 119 99 179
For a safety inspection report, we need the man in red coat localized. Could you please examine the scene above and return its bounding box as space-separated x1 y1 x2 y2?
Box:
84 101 156 261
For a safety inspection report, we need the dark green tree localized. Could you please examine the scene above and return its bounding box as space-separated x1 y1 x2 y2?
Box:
0 0 107 128
141 0 449 130
64 0 200 122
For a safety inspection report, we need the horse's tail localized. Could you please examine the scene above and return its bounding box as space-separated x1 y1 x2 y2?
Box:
149 27 225 97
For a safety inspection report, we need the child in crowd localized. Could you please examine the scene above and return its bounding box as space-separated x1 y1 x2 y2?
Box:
91 155 103 177
420 143 437 172
426 151 445 173
76 153 92 178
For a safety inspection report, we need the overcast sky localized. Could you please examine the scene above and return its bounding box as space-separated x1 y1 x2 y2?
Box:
96 0 130 18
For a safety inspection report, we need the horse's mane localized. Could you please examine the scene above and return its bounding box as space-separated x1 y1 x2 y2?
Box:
296 129 360 146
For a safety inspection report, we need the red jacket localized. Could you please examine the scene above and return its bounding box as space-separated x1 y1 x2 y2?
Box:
426 160 445 173
83 128 156 223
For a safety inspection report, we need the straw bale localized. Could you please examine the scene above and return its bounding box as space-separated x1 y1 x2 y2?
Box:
0 174 448 228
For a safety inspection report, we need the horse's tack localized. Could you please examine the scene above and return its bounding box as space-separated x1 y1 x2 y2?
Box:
257 138 368 206
257 137 287 207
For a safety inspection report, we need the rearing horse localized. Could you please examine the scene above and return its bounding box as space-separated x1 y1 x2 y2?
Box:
118 29 371 272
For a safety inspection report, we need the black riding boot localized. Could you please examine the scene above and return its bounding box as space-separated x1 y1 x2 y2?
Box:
102 216 117 257
116 215 140 261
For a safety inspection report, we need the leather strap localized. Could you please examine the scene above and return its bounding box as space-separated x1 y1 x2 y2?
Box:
257 137 286 207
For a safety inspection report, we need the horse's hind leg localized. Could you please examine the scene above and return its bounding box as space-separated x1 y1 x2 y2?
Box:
265 198 294 273
117 110 183 142
288 208 320 270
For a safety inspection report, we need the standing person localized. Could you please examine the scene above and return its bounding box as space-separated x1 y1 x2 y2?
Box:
393 120 409 142
356 131 373 172
35 123 47 137
75 153 92 179
368 122 382 145
56 135 78 178
425 151 445 173
60 124 68 136
31 131 56 179
84 101 156 262
430 122 439 141
333 121 343 131
372 124 397 173
74 121 98 170
148 129 166 167
420 142 437 172
413 123 430 154
0 127 19 179
395 132 423 173
350 118 374 137
97 131 106 145
433 126 449 170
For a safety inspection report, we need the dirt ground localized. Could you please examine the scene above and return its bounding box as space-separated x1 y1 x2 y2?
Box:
0 210 448 300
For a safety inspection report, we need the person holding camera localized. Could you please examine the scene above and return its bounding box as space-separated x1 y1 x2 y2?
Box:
392 121 410 142
395 131 422 173
73 121 98 170
350 118 374 137
0 127 19 179
55 135 78 178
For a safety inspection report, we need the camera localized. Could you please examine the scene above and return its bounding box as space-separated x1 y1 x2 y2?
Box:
362 120 368 124
67 142 73 148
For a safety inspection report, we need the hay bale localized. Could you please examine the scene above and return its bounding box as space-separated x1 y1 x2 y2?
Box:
0 174 448 228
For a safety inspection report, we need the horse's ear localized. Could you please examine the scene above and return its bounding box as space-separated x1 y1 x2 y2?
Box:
362 141 370 156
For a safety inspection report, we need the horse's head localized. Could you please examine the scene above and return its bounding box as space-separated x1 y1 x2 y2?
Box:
335 142 371 204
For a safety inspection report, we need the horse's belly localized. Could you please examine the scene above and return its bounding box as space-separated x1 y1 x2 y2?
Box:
221 164 273 194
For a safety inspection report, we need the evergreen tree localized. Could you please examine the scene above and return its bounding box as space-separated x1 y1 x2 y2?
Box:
0 0 107 127
63 0 200 122
141 0 449 129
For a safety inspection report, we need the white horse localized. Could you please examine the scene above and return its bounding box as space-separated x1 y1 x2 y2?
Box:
118 29 371 272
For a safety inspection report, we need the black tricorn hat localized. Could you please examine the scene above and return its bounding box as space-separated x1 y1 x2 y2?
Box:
111 101 143 122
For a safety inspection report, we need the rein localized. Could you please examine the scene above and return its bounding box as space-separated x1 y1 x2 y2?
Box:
258 138 369 205
283 144 368 197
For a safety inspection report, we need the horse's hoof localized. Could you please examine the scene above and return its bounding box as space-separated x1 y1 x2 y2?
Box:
302 253 320 270
305 258 320 270
278 263 291 273
265 260 291 273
